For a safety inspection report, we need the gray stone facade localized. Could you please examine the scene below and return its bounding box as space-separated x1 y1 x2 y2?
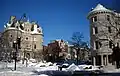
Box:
2 16 43 61
88 4 120 66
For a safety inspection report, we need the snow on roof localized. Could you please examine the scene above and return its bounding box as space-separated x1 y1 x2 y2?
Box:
6 27 17 30
7 23 11 27
89 4 112 15
31 30 41 34
92 4 111 12
5 27 25 33
31 24 41 34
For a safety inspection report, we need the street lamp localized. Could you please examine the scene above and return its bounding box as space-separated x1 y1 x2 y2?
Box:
13 40 17 70
13 36 21 70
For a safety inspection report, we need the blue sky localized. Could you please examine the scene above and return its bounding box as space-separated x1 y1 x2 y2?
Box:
0 0 114 45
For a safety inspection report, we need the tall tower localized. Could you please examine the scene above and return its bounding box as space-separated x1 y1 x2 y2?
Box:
87 4 116 66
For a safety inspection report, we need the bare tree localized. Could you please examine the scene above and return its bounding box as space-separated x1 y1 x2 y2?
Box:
69 32 89 64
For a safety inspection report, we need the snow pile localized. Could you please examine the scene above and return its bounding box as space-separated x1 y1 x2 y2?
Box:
45 62 53 67
27 61 54 67
78 65 100 71
28 62 37 67
35 62 46 67
35 65 58 72
66 63 81 71
29 58 37 63
38 74 49 76
0 71 33 76
53 63 57 66
62 63 69 66
78 65 92 69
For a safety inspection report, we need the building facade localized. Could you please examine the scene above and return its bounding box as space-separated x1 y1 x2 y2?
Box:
2 15 43 61
88 4 120 66
44 39 68 62
67 44 90 60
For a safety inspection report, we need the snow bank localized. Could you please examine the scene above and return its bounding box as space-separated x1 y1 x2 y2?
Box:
38 74 49 76
35 62 46 67
78 65 100 71
36 65 58 72
27 61 54 67
66 63 81 71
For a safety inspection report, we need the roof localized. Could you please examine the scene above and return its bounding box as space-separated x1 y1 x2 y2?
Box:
88 4 113 16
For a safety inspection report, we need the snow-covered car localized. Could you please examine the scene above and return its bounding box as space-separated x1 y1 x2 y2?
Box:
62 63 69 68
78 65 100 71
29 59 37 63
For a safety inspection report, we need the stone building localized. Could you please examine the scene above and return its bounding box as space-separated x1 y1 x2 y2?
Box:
88 4 120 66
2 15 43 61
67 44 90 60
45 39 68 62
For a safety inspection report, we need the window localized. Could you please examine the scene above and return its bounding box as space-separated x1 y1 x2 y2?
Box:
92 16 97 22
26 37 28 40
109 41 112 48
95 41 99 49
34 44 36 49
108 26 111 33
34 37 36 41
107 15 110 21
26 45 28 47
93 27 98 34
25 29 27 31
10 35 12 37
99 42 102 47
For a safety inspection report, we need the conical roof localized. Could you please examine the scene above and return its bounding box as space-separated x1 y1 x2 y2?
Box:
92 4 111 12
88 4 113 16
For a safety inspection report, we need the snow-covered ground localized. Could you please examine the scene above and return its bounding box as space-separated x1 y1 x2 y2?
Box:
0 60 119 76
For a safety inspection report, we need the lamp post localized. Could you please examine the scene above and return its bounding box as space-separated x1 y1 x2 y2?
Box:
13 30 21 70
13 40 17 70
